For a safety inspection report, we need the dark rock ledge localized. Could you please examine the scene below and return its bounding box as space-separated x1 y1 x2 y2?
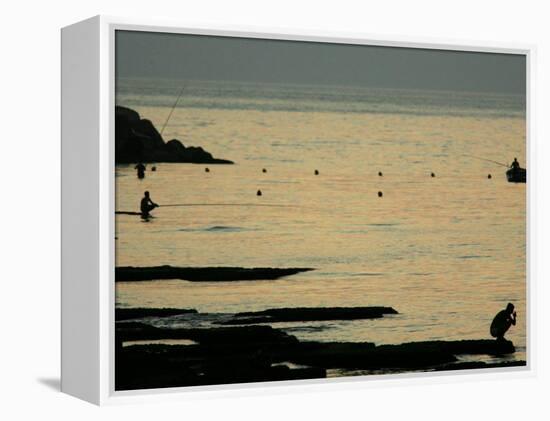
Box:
115 266 314 282
218 306 398 325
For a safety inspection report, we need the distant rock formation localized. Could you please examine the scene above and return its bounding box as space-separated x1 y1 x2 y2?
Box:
115 106 233 164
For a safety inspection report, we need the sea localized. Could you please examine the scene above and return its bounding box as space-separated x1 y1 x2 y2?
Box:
115 77 527 372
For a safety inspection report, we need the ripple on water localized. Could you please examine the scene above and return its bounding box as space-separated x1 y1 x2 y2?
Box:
457 255 491 259
176 226 255 233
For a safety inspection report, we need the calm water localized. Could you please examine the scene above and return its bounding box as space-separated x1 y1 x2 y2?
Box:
115 78 526 365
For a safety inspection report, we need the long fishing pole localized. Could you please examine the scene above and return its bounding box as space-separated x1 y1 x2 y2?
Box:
160 86 185 137
115 203 301 215
463 154 509 168
160 203 299 208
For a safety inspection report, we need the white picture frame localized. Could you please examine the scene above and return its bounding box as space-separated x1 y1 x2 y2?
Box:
61 15 535 405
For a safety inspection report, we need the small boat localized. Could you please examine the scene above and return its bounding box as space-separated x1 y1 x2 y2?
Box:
506 167 526 183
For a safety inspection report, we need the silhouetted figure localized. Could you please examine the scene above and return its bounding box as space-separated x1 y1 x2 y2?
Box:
378 171 383 177
488 174 492 179
506 158 526 183
257 190 262 196
135 163 146 179
140 191 158 218
378 191 383 197
205 167 210 173
431 172 435 177
151 166 157 172
490 303 516 341
314 170 319 175
262 168 267 173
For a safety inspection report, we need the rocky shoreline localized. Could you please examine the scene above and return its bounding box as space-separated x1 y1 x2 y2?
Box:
115 307 524 391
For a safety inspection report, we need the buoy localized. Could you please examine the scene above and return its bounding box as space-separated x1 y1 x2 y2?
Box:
205 167 210 173
431 172 435 177
314 170 319 175
151 166 156 172
257 190 262 196
378 171 383 177
262 168 267 173
488 174 492 179
378 191 383 197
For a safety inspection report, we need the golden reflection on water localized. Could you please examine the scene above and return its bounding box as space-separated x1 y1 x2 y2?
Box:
115 106 526 358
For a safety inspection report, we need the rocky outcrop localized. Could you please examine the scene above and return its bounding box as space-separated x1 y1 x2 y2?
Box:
115 266 314 282
115 106 233 164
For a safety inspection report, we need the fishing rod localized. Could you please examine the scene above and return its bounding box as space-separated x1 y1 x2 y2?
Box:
462 154 510 168
115 203 302 215
160 203 299 208
160 86 185 137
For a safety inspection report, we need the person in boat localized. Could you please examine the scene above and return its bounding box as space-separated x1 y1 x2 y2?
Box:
490 303 516 341
510 158 520 170
135 162 146 179
140 191 158 218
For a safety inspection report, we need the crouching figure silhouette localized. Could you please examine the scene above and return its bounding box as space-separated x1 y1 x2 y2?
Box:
490 303 516 341
140 191 158 219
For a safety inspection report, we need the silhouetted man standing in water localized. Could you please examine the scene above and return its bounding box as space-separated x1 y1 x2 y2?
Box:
135 162 146 179
140 191 158 218
490 303 517 341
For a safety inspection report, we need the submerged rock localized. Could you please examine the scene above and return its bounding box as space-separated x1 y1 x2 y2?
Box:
115 265 314 282
115 106 233 164
433 360 526 372
115 308 197 321
219 306 398 325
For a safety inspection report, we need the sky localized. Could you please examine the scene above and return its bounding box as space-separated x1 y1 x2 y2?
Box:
115 30 526 94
